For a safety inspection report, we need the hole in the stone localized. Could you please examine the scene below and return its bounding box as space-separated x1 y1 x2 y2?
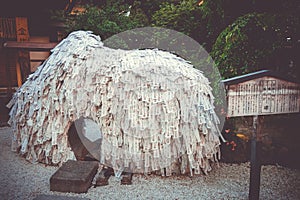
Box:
67 117 102 161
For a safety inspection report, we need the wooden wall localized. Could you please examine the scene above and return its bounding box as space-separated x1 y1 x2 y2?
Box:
0 46 18 89
29 36 51 72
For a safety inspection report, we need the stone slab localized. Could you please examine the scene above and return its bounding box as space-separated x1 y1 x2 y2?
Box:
33 194 90 200
50 160 99 193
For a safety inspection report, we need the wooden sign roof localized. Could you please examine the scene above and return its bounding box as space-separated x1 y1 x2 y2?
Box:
221 70 300 86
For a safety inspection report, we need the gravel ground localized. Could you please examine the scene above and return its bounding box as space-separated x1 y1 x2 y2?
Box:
0 126 299 200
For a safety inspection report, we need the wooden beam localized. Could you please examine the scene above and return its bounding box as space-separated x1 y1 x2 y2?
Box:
3 41 58 51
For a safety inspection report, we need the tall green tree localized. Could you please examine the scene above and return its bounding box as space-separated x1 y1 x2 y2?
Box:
211 12 299 78
50 0 299 79
151 0 203 42
53 1 148 40
151 0 246 51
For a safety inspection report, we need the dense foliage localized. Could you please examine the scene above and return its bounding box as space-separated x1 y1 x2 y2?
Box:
211 12 299 78
212 13 279 78
151 0 203 43
52 1 147 40
50 0 299 79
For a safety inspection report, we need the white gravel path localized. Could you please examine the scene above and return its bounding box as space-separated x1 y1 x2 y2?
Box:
0 126 299 200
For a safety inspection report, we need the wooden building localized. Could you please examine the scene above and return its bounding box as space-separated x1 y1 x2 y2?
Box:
0 0 72 124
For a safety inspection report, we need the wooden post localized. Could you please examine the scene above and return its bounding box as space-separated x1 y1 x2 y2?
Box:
5 49 13 97
249 115 261 200
15 17 30 87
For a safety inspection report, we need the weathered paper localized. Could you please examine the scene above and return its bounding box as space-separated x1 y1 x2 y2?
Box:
8 31 222 175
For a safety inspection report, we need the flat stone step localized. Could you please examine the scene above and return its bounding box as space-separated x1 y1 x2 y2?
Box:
94 167 114 187
50 160 99 193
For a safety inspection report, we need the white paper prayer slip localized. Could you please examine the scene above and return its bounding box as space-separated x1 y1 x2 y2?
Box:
8 30 224 176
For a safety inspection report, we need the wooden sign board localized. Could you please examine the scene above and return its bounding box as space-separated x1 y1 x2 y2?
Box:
222 70 300 200
222 70 300 117
15 17 29 42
